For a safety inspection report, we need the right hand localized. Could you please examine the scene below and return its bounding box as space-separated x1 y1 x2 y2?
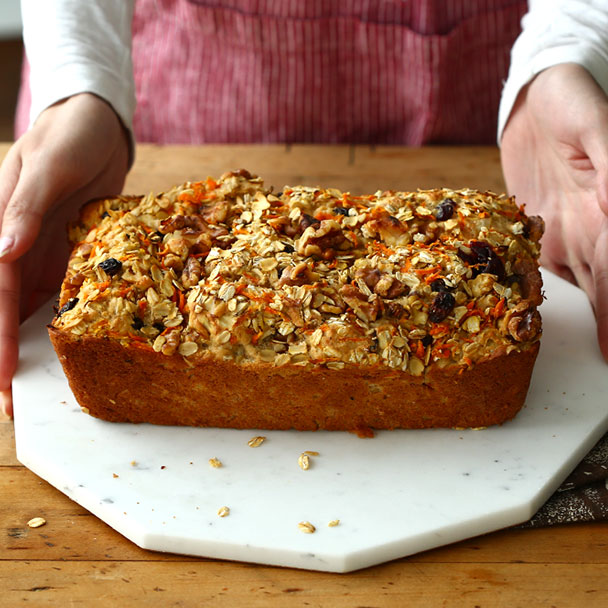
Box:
501 64 608 363
0 93 130 418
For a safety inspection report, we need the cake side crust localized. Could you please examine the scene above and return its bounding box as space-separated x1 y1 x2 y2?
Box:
49 326 539 434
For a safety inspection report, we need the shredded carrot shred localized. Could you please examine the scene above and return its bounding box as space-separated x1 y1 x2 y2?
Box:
372 241 394 257
415 265 442 276
490 297 506 319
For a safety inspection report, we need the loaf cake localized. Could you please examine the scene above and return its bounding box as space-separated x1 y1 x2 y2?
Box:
49 170 544 435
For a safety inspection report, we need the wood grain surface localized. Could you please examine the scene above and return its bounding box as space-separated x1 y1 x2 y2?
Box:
1 143 607 607
123 144 506 197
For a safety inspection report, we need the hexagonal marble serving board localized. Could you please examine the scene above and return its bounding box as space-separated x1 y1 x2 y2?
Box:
13 269 608 572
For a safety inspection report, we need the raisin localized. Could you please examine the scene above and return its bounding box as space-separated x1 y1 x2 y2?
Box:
435 198 456 221
98 258 122 277
131 317 144 330
430 278 449 292
57 297 79 317
333 207 350 216
299 213 320 231
470 241 504 279
458 241 505 281
422 334 433 347
428 292 455 323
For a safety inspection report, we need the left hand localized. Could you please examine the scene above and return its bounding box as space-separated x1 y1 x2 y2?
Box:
0 93 130 418
501 63 608 362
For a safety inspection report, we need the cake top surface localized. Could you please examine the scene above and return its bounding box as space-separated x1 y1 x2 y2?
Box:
52 170 544 375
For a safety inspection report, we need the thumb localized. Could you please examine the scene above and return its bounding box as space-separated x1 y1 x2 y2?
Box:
0 144 23 259
0 261 20 395
0 161 66 263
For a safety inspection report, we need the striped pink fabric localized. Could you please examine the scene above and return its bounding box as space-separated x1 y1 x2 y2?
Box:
16 0 527 145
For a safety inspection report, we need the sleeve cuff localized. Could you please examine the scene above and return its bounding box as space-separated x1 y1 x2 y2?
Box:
28 65 136 167
498 47 608 143
497 0 608 144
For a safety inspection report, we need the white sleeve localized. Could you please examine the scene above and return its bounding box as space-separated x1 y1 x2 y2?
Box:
498 0 608 142
21 0 136 138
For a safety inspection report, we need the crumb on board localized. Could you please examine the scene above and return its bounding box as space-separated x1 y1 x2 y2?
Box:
248 436 266 448
298 453 310 470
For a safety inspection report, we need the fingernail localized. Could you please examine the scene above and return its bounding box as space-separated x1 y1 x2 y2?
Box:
0 236 14 258
0 390 13 420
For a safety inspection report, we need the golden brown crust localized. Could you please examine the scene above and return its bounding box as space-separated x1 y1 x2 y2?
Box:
49 171 544 432
48 326 539 434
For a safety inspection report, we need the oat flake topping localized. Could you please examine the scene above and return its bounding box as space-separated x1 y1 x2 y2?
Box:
53 170 543 375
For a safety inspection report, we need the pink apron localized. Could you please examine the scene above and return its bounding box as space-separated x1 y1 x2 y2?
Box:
16 0 527 145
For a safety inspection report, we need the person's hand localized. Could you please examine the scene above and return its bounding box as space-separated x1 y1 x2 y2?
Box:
501 63 608 362
0 93 130 418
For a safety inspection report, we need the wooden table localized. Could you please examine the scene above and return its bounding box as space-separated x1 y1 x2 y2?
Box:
2 143 607 606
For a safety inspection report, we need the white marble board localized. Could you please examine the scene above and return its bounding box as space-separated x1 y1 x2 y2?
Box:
13 269 608 572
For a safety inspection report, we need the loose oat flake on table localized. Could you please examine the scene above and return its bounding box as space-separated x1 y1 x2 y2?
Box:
27 517 46 528
48 170 544 433
298 521 316 534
